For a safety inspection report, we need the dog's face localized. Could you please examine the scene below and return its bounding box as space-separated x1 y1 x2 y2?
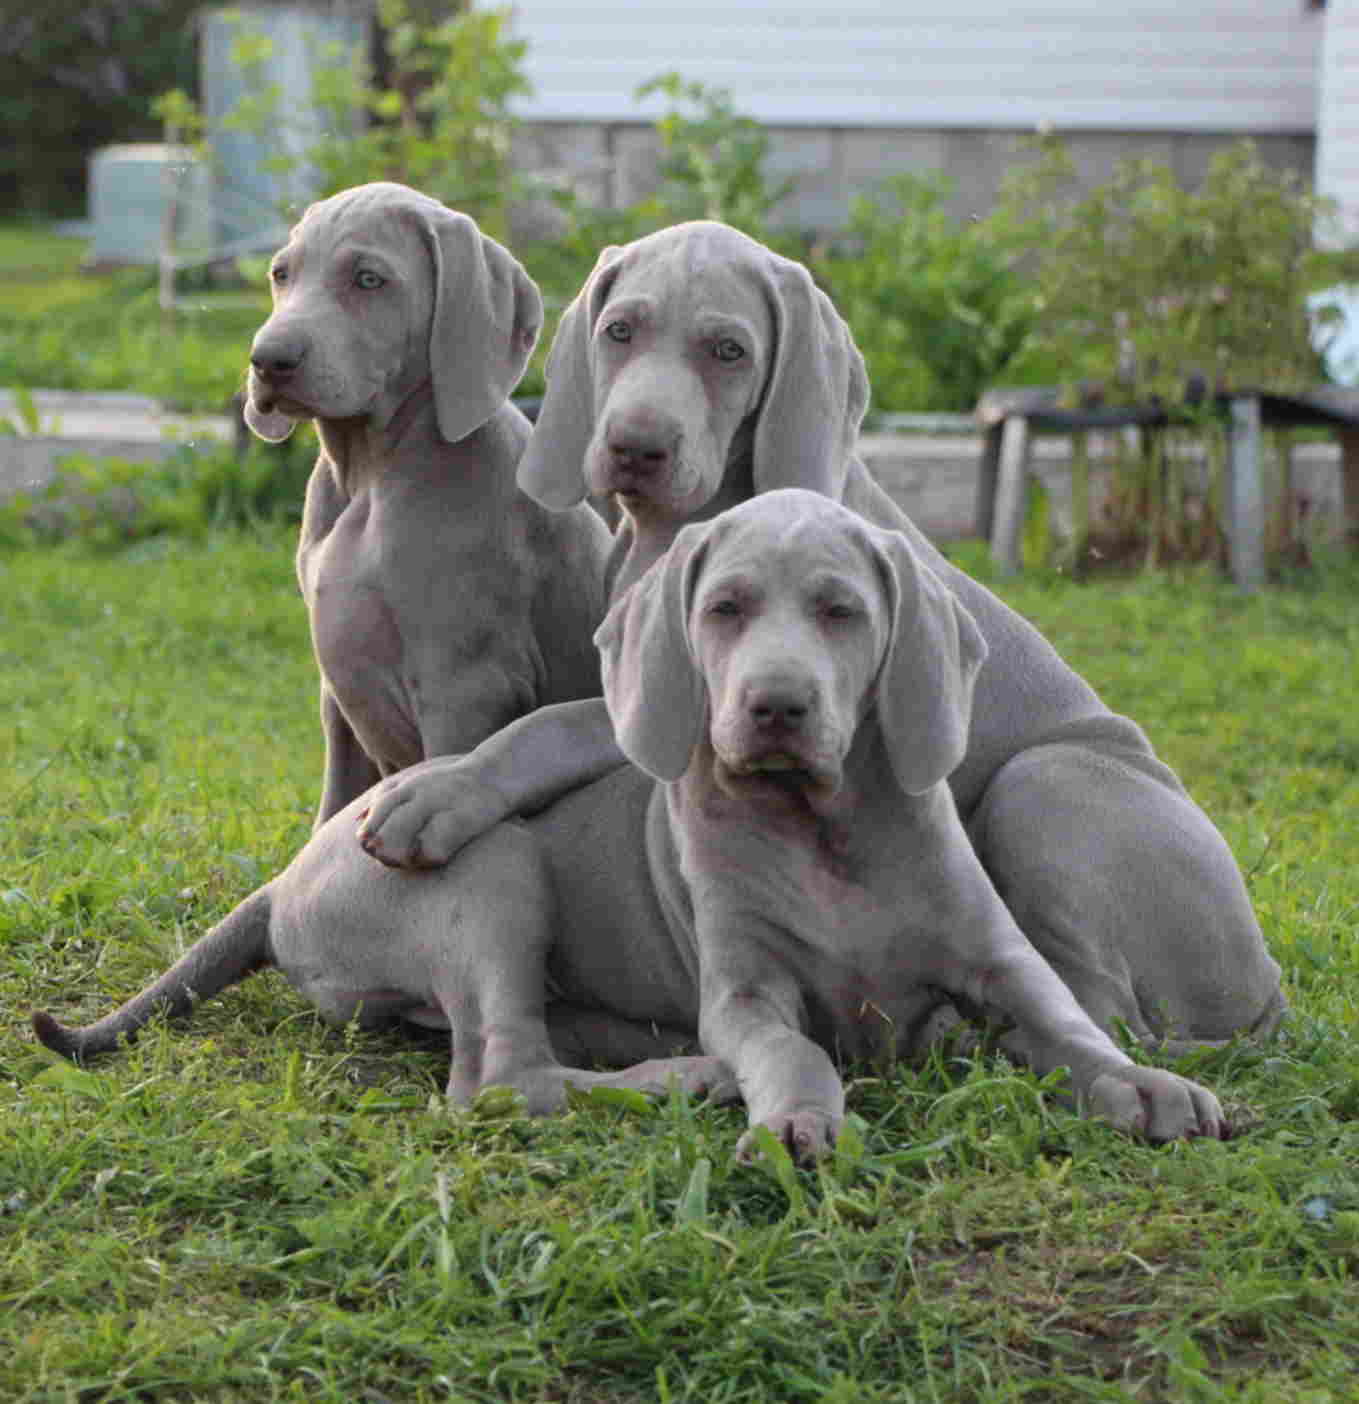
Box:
519 222 869 517
597 488 986 804
583 235 774 515
245 189 435 439
689 504 891 805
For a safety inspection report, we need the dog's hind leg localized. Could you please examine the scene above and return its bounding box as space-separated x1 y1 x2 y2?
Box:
426 824 728 1114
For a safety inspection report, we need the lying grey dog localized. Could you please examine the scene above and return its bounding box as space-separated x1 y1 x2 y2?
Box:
243 181 610 825
32 491 1225 1156
360 220 1284 1057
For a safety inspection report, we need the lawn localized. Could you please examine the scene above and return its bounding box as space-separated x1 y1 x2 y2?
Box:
1 523 1356 1402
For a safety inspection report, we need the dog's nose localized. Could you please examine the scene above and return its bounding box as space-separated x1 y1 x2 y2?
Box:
605 410 679 475
250 337 307 380
746 683 810 731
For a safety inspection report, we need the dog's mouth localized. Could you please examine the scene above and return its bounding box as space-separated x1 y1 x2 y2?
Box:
249 378 307 419
590 446 708 513
244 378 305 443
715 749 841 808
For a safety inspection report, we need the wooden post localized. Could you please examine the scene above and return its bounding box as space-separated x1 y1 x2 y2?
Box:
975 421 1002 541
1274 430 1295 559
1227 395 1265 590
159 129 180 328
1337 425 1359 548
989 414 1031 575
1068 430 1089 572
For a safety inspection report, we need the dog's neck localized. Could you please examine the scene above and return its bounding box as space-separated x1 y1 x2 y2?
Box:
315 379 441 497
606 423 758 600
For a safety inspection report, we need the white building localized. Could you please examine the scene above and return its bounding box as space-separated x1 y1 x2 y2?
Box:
507 0 1359 235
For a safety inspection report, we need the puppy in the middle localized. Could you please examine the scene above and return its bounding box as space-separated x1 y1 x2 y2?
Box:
355 219 815 864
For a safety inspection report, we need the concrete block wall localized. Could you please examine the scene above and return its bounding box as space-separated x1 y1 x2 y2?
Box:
512 124 1318 238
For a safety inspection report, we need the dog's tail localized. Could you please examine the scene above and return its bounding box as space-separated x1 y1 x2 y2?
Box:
32 886 274 1063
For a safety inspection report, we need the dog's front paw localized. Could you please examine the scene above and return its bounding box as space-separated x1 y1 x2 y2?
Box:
357 764 508 869
616 1055 739 1104
1086 1066 1228 1142
736 1105 842 1166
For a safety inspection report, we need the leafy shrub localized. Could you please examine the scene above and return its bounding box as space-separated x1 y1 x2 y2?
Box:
635 72 798 240
180 0 530 242
1005 134 1359 404
0 432 316 551
813 173 1041 414
1 1 199 217
539 74 804 303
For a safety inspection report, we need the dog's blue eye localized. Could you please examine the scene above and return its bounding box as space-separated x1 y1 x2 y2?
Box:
823 603 857 621
355 269 385 290
708 599 742 617
605 321 631 344
270 265 288 285
713 339 744 363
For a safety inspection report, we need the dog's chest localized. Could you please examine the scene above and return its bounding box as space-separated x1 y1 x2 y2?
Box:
681 794 954 1060
305 492 538 767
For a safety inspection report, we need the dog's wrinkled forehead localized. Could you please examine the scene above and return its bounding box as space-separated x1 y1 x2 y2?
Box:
696 490 882 595
285 182 438 257
603 222 775 327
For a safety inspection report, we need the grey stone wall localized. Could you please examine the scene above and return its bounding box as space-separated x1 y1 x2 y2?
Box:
512 123 1317 238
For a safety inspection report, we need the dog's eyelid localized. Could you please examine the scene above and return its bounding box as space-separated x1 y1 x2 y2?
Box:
813 586 868 620
596 298 652 341
698 577 757 617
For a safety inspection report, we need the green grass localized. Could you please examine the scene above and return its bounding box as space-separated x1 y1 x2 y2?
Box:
2 528 1357 1401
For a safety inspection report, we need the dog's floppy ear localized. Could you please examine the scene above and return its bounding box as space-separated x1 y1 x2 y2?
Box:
869 526 987 795
752 254 870 501
517 244 626 510
593 521 713 781
423 209 542 444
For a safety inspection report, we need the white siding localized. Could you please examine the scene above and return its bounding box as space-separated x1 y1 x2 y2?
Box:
505 1 1322 132
1316 0 1359 240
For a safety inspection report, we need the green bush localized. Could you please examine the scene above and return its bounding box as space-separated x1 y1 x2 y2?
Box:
1005 134 1359 403
0 1 199 217
813 173 1042 414
0 432 316 551
186 0 530 243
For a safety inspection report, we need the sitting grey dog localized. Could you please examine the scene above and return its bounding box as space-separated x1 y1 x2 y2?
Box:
242 181 611 825
33 491 1226 1158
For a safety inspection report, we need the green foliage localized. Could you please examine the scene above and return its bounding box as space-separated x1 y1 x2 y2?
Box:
542 72 805 318
0 435 316 550
2 536 1357 1398
638 71 798 238
0 1 200 217
813 173 1043 414
206 0 530 240
1004 133 1359 404
0 222 267 410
